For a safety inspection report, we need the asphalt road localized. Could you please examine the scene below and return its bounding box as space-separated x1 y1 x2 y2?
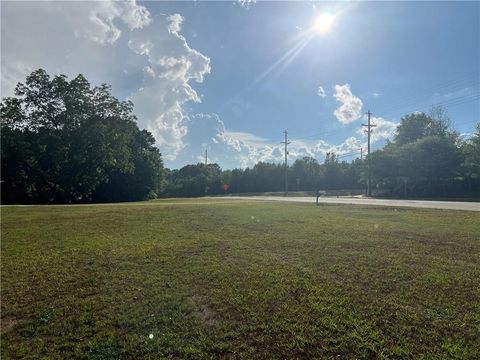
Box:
216 196 480 211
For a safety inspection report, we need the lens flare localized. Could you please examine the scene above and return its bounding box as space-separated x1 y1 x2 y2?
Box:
314 12 335 35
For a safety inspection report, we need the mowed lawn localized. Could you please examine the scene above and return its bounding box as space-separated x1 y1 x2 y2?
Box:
1 199 479 359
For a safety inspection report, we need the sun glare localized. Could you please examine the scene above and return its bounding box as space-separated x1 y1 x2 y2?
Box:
313 12 335 35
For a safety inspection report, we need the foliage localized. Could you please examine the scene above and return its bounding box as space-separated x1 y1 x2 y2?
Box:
1 69 163 203
462 124 480 180
163 163 223 197
369 111 478 197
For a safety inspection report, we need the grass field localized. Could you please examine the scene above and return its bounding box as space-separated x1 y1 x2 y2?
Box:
1 199 479 359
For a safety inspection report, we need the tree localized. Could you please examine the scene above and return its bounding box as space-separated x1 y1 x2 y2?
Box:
322 152 343 189
290 157 321 191
368 109 468 197
163 163 224 198
394 108 456 146
462 124 480 189
1 69 163 203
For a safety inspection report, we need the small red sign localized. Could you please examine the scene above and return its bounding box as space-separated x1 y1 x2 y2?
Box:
223 184 230 192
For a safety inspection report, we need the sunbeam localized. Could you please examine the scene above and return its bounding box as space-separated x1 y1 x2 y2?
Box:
253 34 314 86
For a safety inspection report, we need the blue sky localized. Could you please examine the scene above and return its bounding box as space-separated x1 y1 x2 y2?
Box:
1 1 479 169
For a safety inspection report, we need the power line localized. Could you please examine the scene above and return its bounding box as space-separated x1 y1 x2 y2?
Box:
454 119 480 127
375 76 478 112
369 73 478 109
286 76 479 151
291 93 478 143
337 151 361 159
377 91 479 119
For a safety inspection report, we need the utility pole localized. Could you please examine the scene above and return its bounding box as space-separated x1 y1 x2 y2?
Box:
280 130 290 197
205 148 208 167
362 110 376 196
360 147 364 195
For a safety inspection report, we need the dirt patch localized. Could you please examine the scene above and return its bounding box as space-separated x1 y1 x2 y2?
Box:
188 295 221 327
1 316 18 333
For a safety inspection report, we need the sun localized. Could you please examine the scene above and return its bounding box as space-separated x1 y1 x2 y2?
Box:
313 12 335 35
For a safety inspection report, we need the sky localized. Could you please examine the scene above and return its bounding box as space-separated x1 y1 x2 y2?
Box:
1 0 479 169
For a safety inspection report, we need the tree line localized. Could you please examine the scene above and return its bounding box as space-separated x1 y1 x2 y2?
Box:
163 108 480 199
1 70 479 203
162 154 364 198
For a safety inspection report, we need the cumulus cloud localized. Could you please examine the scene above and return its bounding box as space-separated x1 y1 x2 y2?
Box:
333 84 363 124
128 14 211 159
1 1 151 96
317 86 327 98
173 113 281 168
237 0 256 9
357 115 398 143
167 113 366 169
70 0 151 45
119 0 152 30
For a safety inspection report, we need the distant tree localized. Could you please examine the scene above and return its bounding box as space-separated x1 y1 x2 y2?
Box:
1 69 163 203
164 163 224 197
322 152 343 189
290 157 321 191
251 162 284 192
461 124 480 189
228 168 244 193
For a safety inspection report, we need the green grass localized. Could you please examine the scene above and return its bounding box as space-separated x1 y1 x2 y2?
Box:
1 199 479 359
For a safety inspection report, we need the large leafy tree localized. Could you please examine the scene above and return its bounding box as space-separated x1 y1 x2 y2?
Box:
462 124 480 189
395 107 456 145
1 69 163 203
369 109 469 196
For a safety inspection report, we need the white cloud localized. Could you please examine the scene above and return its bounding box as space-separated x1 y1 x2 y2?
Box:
168 113 366 169
143 66 156 78
317 86 327 98
357 115 398 143
128 14 211 159
333 84 363 124
167 14 184 33
1 1 151 96
237 0 256 9
0 61 32 97
119 0 152 30
71 0 151 45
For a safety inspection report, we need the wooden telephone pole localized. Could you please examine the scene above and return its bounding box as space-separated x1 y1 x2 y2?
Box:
280 130 290 196
362 110 376 196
